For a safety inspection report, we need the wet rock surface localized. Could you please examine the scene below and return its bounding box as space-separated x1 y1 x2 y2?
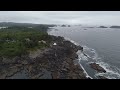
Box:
97 76 108 79
89 63 106 73
0 36 87 79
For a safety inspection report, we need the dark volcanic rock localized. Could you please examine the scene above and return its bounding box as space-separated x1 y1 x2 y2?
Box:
0 64 23 79
110 26 120 28
0 35 87 79
77 45 83 51
98 26 108 28
52 71 60 79
61 25 66 27
6 69 29 79
89 63 106 73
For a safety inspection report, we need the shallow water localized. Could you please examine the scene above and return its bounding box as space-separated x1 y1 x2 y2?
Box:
48 26 120 79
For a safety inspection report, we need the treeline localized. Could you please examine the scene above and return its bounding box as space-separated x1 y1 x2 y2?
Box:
0 22 56 27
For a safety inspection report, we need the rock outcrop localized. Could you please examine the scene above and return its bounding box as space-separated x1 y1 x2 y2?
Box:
89 63 106 73
110 26 120 28
0 36 87 79
98 26 108 28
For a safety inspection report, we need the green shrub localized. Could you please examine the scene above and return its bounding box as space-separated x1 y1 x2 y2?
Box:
0 26 51 57
0 41 26 57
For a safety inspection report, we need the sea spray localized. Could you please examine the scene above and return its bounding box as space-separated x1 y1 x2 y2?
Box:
64 38 120 79
82 45 120 79
64 37 92 79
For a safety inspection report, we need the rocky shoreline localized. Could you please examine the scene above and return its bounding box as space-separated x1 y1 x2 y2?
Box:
82 52 108 79
89 63 106 73
0 35 90 79
0 35 108 79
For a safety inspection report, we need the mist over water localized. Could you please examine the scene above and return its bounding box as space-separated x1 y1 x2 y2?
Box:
48 26 120 79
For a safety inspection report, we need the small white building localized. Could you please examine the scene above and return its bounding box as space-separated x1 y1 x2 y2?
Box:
53 43 57 45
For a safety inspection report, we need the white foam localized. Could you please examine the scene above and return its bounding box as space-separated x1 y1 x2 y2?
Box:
64 38 120 79
81 45 120 79
79 62 93 79
96 61 120 79
48 29 120 79
63 37 92 79
77 56 93 79
82 45 99 62
77 51 88 61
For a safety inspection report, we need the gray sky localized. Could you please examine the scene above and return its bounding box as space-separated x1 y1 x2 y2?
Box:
0 11 120 25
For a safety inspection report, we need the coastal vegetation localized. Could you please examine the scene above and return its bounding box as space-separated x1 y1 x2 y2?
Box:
0 25 51 57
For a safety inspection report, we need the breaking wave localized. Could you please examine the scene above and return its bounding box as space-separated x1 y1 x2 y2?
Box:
82 45 120 79
64 37 120 79
64 37 92 79
48 29 120 79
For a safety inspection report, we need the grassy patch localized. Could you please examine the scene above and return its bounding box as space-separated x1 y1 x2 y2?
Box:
0 26 51 57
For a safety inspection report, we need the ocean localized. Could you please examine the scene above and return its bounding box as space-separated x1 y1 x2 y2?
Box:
48 26 120 79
